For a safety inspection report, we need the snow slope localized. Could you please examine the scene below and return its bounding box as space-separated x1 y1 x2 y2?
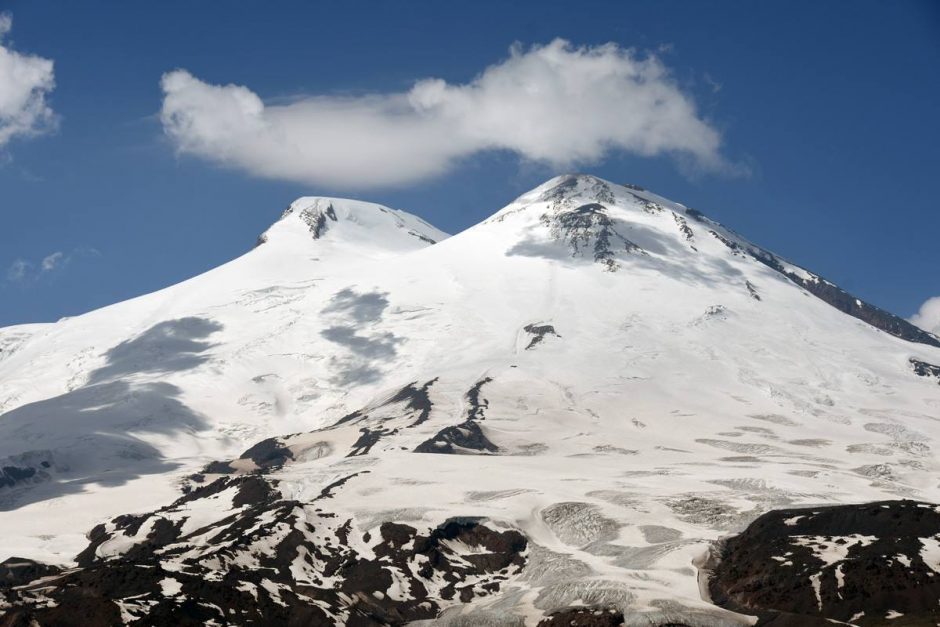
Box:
1 175 939 625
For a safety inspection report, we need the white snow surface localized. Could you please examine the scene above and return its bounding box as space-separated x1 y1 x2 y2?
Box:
2 175 940 624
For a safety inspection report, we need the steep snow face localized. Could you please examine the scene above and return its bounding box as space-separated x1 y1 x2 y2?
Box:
0 324 49 366
1 175 940 625
0 196 446 559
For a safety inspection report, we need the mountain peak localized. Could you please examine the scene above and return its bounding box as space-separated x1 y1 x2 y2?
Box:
486 174 940 348
255 196 448 254
514 173 615 205
3 172 940 626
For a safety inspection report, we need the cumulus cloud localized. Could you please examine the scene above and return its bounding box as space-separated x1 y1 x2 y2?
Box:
0 13 57 150
160 39 736 188
910 296 940 335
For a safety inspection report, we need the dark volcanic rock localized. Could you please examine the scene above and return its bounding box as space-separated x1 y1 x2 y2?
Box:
548 203 644 270
466 376 493 421
685 204 940 350
537 607 691 627
191 379 440 476
524 323 561 350
538 607 626 626
0 465 36 489
745 280 761 301
0 452 56 490
709 500 940 626
709 229 746 257
672 213 695 243
414 378 499 454
386 379 437 425
299 202 338 239
746 247 940 349
1 473 527 626
239 436 295 470
0 558 60 589
911 358 940 384
414 420 499 454
628 192 664 214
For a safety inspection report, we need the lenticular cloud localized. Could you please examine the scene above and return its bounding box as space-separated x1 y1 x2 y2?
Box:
160 39 733 188
0 14 57 149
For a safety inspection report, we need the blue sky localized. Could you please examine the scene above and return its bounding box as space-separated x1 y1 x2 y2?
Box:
1 0 939 329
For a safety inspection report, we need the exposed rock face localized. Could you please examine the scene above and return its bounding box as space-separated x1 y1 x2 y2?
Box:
414 419 499 454
524 323 561 350
0 451 57 490
672 212 695 243
414 378 499 454
198 379 441 475
911 358 940 384
0 557 60 589
1 473 527 626
544 203 644 271
532 176 644 271
537 607 626 626
711 231 940 349
299 201 338 239
709 500 940 626
754 256 940 349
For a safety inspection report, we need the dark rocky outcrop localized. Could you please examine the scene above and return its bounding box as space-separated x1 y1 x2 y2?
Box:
415 378 499 454
1 473 527 626
0 465 36 489
547 203 644 271
239 436 295 469
0 451 56 491
911 358 940 384
466 377 493 421
524 323 561 350
414 420 499 454
538 607 626 626
194 379 441 476
741 233 940 349
299 202 338 239
745 280 761 301
0 558 60 589
709 500 940 626
685 203 940 349
196 435 293 475
381 378 437 426
672 212 695 243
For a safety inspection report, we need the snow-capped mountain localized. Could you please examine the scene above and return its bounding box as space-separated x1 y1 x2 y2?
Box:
2 175 939 626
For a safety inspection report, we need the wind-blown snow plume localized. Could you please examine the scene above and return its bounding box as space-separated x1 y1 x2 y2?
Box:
911 296 940 335
160 39 733 188
0 14 57 150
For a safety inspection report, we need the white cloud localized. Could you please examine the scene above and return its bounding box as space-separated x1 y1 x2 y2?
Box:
5 248 99 283
6 258 31 282
160 39 737 189
0 13 57 150
910 296 940 335
41 251 64 271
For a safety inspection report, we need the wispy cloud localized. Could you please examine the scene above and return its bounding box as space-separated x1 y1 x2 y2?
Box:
910 296 940 335
0 13 57 152
703 72 723 94
41 251 64 271
6 258 32 282
5 247 99 284
160 39 741 189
